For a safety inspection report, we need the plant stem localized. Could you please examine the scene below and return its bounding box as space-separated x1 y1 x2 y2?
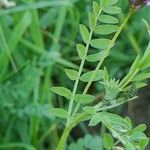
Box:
73 9 134 115
67 9 103 123
56 125 72 150
84 9 134 94
120 67 140 88
57 7 134 150
56 112 89 150
56 97 137 149
67 30 93 122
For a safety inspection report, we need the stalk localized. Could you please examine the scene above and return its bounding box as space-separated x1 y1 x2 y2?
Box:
84 9 134 94
57 6 134 150
72 9 134 116
67 9 103 123
56 112 89 150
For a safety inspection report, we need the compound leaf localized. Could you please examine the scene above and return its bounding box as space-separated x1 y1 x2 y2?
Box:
50 108 68 118
51 87 71 99
80 24 90 44
65 69 78 81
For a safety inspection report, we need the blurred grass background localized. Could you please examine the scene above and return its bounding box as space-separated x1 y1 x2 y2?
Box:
0 0 150 149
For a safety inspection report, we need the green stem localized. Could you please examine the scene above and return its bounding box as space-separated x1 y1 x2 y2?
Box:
73 9 134 115
95 96 137 112
84 9 134 94
57 97 137 149
57 7 134 150
56 112 89 150
56 125 72 150
67 30 93 122
67 9 103 123
119 68 139 88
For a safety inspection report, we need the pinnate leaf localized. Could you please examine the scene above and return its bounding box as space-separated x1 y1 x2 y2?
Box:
103 133 114 150
83 106 96 115
89 113 103 126
75 94 95 104
132 124 147 134
90 112 132 132
89 12 96 30
93 1 99 16
80 70 104 82
90 38 111 49
76 44 86 60
51 87 71 99
86 50 109 62
100 0 118 8
95 25 118 35
103 6 121 15
99 15 119 24
79 24 90 44
130 132 147 142
132 72 150 81
106 0 118 6
65 69 78 80
50 108 68 118
125 142 135 150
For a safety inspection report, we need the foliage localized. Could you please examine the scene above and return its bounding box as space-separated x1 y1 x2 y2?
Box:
0 0 150 150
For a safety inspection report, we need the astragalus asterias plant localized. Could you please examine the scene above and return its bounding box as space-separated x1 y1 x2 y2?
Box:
50 0 150 149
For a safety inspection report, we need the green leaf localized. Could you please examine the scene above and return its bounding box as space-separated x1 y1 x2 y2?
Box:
90 112 132 131
93 1 99 16
139 138 149 150
68 134 103 150
90 38 111 49
103 6 121 15
50 108 68 118
95 25 118 35
83 106 96 115
51 87 71 99
89 113 103 126
135 82 147 89
79 24 90 44
139 42 150 68
102 79 120 101
132 72 150 81
65 69 78 81
106 0 118 6
130 55 140 71
100 0 118 8
103 67 109 82
100 0 108 8
86 50 109 62
103 133 114 150
76 44 86 60
75 94 95 104
130 132 147 142
89 12 96 30
132 124 147 134
99 15 119 24
124 116 132 127
143 19 150 36
80 70 104 82
125 142 136 150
